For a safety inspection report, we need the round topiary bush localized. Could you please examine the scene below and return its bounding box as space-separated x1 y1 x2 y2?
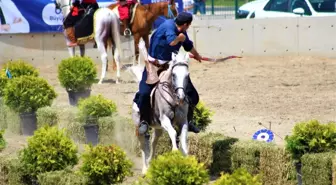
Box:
78 94 118 123
19 126 79 181
80 144 133 185
145 151 209 185
193 101 214 132
58 56 97 92
213 167 262 185
3 76 57 114
0 60 39 96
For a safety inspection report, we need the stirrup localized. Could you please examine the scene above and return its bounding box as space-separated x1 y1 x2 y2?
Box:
124 28 132 36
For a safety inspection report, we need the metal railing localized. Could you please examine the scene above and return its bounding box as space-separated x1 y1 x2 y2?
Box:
191 0 253 19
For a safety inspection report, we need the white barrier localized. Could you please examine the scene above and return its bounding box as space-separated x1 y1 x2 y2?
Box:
0 16 336 65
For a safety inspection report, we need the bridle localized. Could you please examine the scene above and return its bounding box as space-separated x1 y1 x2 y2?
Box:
159 61 190 107
171 62 189 97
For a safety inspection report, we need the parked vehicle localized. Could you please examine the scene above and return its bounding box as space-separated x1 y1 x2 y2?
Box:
237 0 336 19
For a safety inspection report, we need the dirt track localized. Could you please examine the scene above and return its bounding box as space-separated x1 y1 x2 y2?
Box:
30 55 336 145
1 55 336 183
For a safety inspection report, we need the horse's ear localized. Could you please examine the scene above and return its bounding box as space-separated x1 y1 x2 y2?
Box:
171 52 177 61
185 52 189 61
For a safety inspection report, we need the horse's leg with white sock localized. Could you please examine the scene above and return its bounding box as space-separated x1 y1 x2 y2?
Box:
179 120 189 156
112 46 121 84
148 128 163 162
161 115 178 151
68 47 75 57
96 41 108 84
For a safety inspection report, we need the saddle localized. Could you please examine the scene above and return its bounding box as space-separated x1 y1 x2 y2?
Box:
107 3 138 35
74 5 98 44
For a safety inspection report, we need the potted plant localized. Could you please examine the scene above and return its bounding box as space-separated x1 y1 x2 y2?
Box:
77 95 117 145
57 56 97 106
3 76 57 135
0 59 39 97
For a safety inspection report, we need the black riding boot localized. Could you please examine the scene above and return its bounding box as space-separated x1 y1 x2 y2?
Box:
187 105 200 133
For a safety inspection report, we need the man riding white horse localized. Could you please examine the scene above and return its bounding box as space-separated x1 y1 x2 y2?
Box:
63 0 99 47
133 12 203 136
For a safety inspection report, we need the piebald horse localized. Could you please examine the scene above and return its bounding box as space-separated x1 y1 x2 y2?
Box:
107 0 178 65
55 0 123 84
132 40 191 174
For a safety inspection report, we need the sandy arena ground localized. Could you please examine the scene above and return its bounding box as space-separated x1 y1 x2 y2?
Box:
2 55 336 182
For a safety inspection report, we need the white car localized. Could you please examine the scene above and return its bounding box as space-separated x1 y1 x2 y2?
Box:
237 0 336 19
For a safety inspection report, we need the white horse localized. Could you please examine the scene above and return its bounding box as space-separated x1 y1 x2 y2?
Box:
132 40 191 174
55 0 123 84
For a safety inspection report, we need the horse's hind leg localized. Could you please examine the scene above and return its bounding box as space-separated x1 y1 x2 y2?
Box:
79 44 85 57
148 128 163 162
160 115 178 151
96 39 108 84
112 44 121 84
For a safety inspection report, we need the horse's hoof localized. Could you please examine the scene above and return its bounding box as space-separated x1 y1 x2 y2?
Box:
98 80 103 84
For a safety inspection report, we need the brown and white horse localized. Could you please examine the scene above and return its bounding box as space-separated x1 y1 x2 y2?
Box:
107 0 178 65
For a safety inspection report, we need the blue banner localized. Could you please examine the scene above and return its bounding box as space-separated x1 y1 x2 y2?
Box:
0 0 182 34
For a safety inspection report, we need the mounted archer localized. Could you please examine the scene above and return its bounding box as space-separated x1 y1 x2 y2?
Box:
63 0 99 47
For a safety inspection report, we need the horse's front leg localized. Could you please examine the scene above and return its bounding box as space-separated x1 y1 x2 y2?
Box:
161 115 178 151
137 132 151 175
133 33 141 66
179 119 189 156
148 128 163 162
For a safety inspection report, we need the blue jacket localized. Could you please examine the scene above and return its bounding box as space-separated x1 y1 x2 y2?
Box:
148 19 194 61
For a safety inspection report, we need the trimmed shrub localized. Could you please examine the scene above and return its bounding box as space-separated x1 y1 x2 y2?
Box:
0 155 25 185
37 167 87 185
0 129 6 151
0 60 39 97
77 94 117 123
188 132 238 176
213 167 262 185
0 72 8 97
301 152 335 185
36 106 60 127
193 101 214 132
145 151 209 185
259 143 296 185
285 119 336 162
231 140 270 175
3 76 57 113
80 144 133 185
58 56 97 92
19 126 79 180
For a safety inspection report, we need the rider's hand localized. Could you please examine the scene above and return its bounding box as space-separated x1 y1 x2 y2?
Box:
194 54 202 63
177 33 186 42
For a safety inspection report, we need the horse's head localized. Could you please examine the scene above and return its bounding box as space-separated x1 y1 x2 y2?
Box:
54 0 72 17
169 52 190 105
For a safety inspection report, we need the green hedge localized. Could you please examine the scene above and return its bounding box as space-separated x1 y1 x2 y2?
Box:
301 152 335 185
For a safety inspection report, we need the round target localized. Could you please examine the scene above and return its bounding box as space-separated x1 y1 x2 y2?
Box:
252 129 274 143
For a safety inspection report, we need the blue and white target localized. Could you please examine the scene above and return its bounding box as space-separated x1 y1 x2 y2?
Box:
252 129 274 142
